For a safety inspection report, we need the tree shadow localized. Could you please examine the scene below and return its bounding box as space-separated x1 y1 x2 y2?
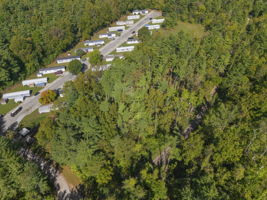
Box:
0 115 5 135
58 184 85 200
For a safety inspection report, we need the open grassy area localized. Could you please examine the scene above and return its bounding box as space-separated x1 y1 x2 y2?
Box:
162 21 206 39
0 100 19 115
20 109 50 128
62 166 82 189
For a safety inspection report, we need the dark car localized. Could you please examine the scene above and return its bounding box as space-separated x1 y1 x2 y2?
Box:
34 92 40 96
11 106 23 117
132 31 136 34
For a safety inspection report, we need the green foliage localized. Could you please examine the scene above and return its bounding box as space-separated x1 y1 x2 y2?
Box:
0 137 53 199
76 49 86 57
138 27 150 41
39 90 57 105
68 60 83 75
88 50 102 66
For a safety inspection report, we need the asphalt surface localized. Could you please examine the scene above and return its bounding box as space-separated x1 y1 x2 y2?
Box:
2 10 161 132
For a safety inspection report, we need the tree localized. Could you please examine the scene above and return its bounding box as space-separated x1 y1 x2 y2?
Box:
68 60 83 75
39 90 57 105
138 27 150 41
88 50 102 66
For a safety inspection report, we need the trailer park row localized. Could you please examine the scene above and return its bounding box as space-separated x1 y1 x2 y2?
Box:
0 9 165 117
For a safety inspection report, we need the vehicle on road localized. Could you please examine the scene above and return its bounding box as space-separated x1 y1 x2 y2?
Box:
11 106 23 117
34 92 40 96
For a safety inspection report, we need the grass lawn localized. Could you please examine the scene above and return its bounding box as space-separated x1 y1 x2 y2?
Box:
62 166 82 189
162 21 206 39
0 100 19 115
20 109 50 128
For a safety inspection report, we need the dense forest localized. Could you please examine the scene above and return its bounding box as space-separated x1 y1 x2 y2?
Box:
0 0 155 89
0 0 266 199
0 137 53 199
35 0 267 199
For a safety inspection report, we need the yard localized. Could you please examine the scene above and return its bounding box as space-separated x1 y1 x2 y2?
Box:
0 100 19 115
20 109 50 128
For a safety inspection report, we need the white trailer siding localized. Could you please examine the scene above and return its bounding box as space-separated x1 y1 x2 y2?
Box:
99 33 116 39
116 20 134 26
22 78 48 86
108 26 126 32
146 24 160 30
105 55 115 62
39 66 66 75
39 104 53 114
56 56 80 64
152 18 165 24
2 90 31 100
116 46 135 53
127 39 139 44
84 40 105 46
127 15 140 20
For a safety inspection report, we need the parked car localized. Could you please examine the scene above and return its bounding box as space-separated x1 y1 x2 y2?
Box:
11 106 23 117
34 92 40 96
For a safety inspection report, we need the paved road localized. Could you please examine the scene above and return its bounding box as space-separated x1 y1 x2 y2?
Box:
2 10 161 132
100 10 161 56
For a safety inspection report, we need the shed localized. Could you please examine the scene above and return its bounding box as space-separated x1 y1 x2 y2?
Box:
127 39 139 44
38 104 53 114
19 128 30 136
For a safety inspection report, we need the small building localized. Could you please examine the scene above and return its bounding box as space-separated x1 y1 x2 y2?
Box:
145 24 160 30
39 66 66 75
116 20 134 26
152 18 165 24
127 15 140 20
37 73 43 77
38 104 53 114
127 39 139 44
2 90 31 103
22 78 48 87
99 33 116 39
108 26 126 32
76 47 94 53
116 46 135 53
105 55 115 62
84 40 105 46
56 56 81 64
19 128 30 136
132 10 148 15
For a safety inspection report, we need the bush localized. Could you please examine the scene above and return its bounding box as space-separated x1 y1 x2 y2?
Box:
76 49 86 57
39 90 57 105
68 60 83 75
88 50 102 66
138 27 150 41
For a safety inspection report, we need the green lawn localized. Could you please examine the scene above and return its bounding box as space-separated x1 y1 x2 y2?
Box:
20 109 50 128
163 21 206 39
0 100 19 115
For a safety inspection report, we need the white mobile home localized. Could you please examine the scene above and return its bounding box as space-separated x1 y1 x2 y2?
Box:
22 78 48 87
39 66 66 75
116 20 134 26
132 10 148 15
105 55 115 62
116 46 135 53
2 90 31 102
99 33 116 39
152 18 165 24
38 104 53 114
84 40 105 46
127 39 139 44
76 47 94 53
91 64 112 72
145 24 161 30
108 26 126 32
127 15 140 20
56 56 80 64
